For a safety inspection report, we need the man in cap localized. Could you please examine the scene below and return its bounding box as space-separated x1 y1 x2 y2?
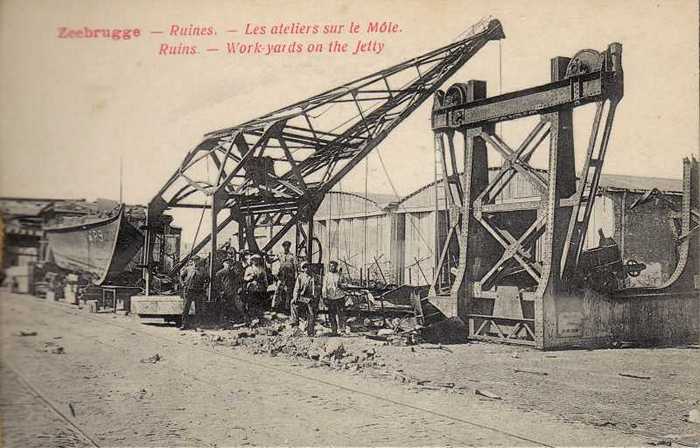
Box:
323 260 347 336
291 261 317 336
180 256 209 330
272 240 297 312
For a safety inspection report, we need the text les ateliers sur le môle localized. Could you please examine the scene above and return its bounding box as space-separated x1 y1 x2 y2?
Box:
56 22 401 56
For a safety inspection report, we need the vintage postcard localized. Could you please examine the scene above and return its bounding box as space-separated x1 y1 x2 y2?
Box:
0 0 698 446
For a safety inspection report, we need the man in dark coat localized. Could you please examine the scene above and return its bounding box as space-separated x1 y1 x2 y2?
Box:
180 257 209 330
215 258 242 321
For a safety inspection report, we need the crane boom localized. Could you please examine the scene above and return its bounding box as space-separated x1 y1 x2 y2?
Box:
143 17 504 294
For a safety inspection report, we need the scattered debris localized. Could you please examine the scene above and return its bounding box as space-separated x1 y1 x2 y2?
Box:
619 373 651 380
475 389 502 400
377 328 395 337
323 341 346 360
685 408 699 424
611 341 637 349
421 317 468 344
418 345 452 353
51 346 65 354
592 421 617 427
140 353 161 364
365 334 388 342
394 372 411 383
514 368 549 376
86 300 99 313
18 330 37 337
647 440 672 446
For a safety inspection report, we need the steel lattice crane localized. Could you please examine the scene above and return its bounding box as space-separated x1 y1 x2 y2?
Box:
142 17 505 296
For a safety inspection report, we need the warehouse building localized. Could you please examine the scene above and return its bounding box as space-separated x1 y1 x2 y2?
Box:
313 169 683 288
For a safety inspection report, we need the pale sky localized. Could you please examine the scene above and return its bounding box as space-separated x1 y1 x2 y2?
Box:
1 0 698 243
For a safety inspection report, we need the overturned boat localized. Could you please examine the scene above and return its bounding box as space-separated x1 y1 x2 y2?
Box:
43 205 143 285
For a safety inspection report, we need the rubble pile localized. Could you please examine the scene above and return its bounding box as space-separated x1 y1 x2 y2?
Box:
224 323 385 373
199 312 399 373
198 311 472 389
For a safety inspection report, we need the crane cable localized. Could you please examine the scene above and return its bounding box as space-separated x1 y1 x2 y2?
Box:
363 156 369 282
375 148 434 256
187 158 210 260
372 34 503 259
498 39 503 134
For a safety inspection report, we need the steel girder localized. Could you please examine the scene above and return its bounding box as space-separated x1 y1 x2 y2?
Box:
429 43 623 347
143 18 505 296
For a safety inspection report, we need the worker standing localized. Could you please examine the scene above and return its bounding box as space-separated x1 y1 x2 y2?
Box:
272 240 297 312
291 261 317 336
180 257 209 330
323 260 347 336
243 254 268 322
215 258 240 321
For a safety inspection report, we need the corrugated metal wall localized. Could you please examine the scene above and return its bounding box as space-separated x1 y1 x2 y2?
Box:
313 173 681 287
315 192 393 282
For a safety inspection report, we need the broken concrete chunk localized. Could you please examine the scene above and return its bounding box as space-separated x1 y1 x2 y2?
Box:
140 353 161 364
475 389 502 400
50 346 65 355
323 341 346 359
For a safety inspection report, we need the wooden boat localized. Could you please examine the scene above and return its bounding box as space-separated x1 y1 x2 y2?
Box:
44 206 143 285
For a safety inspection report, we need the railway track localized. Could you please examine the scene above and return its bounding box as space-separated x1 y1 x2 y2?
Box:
1 361 100 447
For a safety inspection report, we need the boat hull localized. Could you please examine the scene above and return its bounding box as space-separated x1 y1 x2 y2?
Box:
44 207 143 285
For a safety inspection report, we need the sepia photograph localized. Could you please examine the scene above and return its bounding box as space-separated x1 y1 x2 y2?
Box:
0 0 698 446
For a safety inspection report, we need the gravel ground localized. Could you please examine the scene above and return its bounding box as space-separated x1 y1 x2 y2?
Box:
1 289 697 446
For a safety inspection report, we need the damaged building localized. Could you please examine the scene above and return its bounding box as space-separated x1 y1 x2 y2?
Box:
313 169 684 289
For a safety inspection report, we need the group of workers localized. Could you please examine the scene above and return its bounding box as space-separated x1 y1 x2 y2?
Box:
179 241 348 337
